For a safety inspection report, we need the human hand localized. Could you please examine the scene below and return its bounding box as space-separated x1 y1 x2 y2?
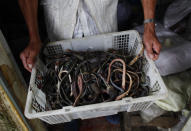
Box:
143 23 161 60
20 40 42 72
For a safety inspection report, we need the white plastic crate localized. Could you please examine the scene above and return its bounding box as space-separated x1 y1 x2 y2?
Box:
25 30 168 124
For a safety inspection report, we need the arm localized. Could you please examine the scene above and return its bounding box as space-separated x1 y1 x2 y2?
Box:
18 0 41 72
141 0 161 60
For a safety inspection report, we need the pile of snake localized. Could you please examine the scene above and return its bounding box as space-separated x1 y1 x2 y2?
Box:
38 49 149 110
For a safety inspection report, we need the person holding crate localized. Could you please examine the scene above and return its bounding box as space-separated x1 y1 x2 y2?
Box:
18 0 191 129
18 0 161 72
18 0 161 129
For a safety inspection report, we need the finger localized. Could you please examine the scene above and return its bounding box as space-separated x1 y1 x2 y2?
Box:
26 65 32 72
27 57 35 69
152 41 161 60
153 41 161 54
28 64 32 69
152 53 159 61
20 53 32 72
144 42 155 60
20 53 27 68
26 51 37 68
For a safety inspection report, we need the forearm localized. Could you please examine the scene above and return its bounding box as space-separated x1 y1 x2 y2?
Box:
141 0 161 60
142 0 156 20
141 0 157 32
18 0 40 42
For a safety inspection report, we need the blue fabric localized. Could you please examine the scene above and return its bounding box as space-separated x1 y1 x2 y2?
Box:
62 120 79 131
105 114 120 125
117 0 131 26
128 0 141 5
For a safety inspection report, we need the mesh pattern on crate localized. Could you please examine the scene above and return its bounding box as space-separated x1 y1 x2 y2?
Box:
40 116 53 124
46 45 63 55
35 69 43 87
130 38 139 55
142 56 149 74
113 34 129 52
32 98 45 112
152 81 161 92
129 101 151 112
41 115 68 124
145 76 151 87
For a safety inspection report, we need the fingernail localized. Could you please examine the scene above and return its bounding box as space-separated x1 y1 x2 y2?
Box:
28 64 32 69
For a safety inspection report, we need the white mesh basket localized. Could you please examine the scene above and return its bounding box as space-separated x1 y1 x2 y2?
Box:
25 30 167 124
